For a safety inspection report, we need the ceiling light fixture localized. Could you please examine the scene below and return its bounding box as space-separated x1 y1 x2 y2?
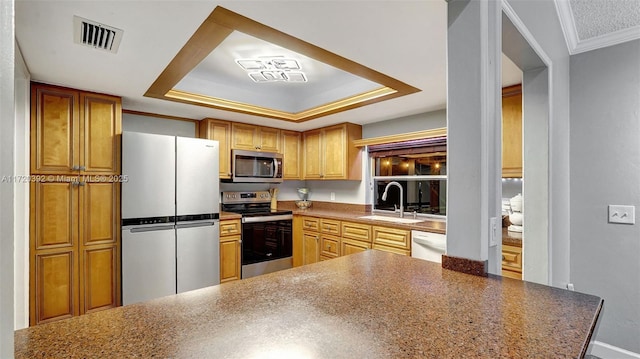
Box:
236 57 307 83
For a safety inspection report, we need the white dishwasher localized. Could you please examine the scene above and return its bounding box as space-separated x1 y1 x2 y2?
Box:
411 230 446 263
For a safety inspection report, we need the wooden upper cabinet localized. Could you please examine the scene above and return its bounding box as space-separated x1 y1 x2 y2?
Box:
302 129 323 180
281 130 301 180
231 123 281 152
257 127 281 152
31 83 121 175
81 93 121 174
302 123 362 180
502 85 523 178
199 118 232 179
31 85 78 175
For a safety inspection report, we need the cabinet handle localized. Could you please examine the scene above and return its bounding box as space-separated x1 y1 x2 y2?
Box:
502 255 506 261
71 165 79 171
79 166 86 171
315 236 319 240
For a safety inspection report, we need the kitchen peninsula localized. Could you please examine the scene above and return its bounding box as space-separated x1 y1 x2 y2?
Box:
15 251 601 358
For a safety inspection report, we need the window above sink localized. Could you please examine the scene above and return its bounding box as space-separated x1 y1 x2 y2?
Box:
368 137 447 218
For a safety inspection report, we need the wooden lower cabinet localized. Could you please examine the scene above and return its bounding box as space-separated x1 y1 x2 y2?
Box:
219 220 241 283
372 226 410 251
220 235 241 283
30 180 120 325
320 234 340 259
302 231 320 265
502 244 523 280
341 238 371 256
294 216 419 264
372 244 411 256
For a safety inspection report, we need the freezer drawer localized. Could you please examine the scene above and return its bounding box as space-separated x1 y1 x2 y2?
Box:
176 221 220 293
122 225 176 305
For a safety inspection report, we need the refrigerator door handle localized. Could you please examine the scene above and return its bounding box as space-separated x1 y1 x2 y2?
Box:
175 220 217 229
128 225 175 233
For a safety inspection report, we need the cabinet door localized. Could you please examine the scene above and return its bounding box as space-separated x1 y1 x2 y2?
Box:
80 93 121 174
322 125 347 179
341 238 371 256
320 234 341 258
30 181 80 325
231 123 258 150
372 244 411 256
303 129 323 179
79 182 120 313
31 250 79 324
282 130 301 179
220 235 241 283
502 86 523 178
302 231 320 265
258 127 281 152
200 119 232 179
30 84 79 175
501 244 522 279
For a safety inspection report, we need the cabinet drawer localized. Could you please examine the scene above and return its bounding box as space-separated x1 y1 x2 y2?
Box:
372 226 410 250
373 244 410 256
502 244 522 273
341 221 371 242
302 217 320 231
320 219 341 235
320 235 340 258
220 220 241 236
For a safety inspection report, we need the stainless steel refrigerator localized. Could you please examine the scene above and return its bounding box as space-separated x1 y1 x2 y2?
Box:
121 132 220 305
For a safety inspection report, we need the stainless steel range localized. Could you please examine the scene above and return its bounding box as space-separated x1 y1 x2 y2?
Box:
221 191 293 279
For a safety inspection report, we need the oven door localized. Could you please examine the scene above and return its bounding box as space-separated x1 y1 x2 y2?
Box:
241 215 292 278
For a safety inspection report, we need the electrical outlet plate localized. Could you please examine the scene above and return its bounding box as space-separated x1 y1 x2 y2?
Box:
608 205 635 224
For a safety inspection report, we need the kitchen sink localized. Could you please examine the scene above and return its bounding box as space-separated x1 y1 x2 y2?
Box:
358 215 425 224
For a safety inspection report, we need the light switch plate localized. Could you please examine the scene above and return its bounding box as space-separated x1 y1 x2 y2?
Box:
489 217 498 246
608 205 635 224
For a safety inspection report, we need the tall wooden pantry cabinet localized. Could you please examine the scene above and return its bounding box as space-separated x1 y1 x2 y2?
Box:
29 83 122 325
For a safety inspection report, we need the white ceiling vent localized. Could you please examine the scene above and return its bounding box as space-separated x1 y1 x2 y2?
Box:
73 16 123 54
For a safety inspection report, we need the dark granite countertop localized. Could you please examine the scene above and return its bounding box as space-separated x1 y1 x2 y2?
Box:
220 211 242 220
502 227 522 247
15 251 602 358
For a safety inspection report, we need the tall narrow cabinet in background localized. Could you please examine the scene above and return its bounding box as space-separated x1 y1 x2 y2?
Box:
501 84 523 178
29 83 122 325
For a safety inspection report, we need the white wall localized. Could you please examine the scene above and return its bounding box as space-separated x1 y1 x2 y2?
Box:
446 0 502 267
13 44 30 331
122 113 197 138
570 39 640 354
1 0 15 355
362 109 446 138
506 0 572 289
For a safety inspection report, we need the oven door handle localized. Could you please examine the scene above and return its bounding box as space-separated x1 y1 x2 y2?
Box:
242 214 293 223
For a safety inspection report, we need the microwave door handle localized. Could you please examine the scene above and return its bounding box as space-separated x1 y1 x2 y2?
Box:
273 158 279 178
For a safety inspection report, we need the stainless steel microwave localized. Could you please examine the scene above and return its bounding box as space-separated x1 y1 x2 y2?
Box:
231 149 283 183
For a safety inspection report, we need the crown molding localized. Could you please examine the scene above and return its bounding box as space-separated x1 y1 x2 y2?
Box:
554 0 640 55
572 25 640 54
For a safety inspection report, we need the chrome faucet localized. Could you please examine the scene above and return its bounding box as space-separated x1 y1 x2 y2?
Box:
381 181 404 218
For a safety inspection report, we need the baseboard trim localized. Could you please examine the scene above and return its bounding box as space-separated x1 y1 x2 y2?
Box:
589 341 640 359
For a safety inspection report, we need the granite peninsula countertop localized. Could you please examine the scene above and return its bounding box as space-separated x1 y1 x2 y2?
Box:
15 251 602 358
